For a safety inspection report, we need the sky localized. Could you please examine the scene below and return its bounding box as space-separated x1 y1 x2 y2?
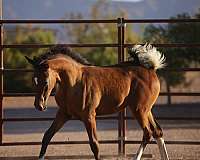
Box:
3 0 200 19
107 0 143 2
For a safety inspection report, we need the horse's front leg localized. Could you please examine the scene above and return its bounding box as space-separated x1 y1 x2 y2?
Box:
84 115 100 160
39 109 71 160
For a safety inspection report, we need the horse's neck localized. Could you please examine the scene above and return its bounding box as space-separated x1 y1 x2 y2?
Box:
48 58 82 87
58 60 83 87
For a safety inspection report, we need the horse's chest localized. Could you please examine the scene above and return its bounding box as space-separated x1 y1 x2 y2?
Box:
55 85 84 116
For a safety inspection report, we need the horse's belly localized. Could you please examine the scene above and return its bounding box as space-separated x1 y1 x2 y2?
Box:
96 96 127 115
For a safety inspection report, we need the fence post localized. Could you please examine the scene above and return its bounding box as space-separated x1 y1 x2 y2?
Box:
121 17 127 156
117 17 127 156
166 80 171 105
117 17 123 155
0 0 3 145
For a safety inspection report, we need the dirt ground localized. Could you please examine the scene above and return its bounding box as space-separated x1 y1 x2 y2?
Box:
0 97 200 160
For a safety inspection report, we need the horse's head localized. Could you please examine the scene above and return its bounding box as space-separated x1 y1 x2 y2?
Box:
25 56 59 111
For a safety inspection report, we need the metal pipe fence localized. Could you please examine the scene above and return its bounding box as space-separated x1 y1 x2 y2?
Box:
0 17 200 156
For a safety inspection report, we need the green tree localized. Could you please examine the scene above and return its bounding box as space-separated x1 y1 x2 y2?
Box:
64 0 140 66
143 11 200 86
4 26 56 92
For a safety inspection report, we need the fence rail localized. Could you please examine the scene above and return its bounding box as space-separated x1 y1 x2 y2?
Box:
1 18 200 24
2 92 200 97
3 116 200 122
0 17 200 156
2 43 200 48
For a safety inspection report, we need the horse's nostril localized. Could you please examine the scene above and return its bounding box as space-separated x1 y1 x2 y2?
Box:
38 107 43 111
43 106 47 111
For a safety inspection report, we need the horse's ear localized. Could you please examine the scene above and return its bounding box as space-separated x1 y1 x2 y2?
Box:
38 62 49 71
25 56 35 66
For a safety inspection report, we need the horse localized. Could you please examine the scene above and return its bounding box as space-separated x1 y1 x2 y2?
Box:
25 44 169 160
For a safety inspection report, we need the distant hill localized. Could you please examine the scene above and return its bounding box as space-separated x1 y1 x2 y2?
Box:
3 0 200 19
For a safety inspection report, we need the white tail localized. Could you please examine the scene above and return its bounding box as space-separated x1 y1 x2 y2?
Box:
130 43 166 70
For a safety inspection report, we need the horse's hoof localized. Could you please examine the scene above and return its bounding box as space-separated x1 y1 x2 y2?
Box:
39 157 44 160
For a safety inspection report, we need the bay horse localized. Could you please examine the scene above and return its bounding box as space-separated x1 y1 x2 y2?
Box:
25 44 169 160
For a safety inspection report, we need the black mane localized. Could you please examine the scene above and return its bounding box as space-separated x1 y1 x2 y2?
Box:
34 45 91 65
34 45 141 67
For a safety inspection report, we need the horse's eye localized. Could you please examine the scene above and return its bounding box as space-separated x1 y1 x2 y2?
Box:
43 80 48 86
33 77 38 85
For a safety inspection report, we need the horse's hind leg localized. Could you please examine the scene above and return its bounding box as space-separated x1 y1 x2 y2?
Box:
148 112 169 160
133 139 147 160
83 115 100 160
130 106 169 160
39 109 71 160
130 106 153 160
